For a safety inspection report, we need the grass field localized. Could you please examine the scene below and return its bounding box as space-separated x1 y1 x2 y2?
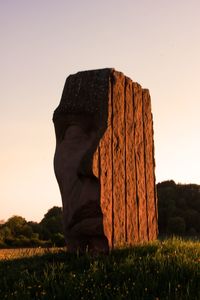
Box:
0 238 199 300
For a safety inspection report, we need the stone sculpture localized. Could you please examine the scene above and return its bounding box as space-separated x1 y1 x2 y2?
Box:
53 68 158 253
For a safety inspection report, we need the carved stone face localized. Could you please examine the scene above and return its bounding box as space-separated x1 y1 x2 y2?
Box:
53 69 158 252
54 123 96 191
53 115 109 254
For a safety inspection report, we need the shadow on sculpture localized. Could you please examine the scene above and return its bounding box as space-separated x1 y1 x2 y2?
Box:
53 113 109 254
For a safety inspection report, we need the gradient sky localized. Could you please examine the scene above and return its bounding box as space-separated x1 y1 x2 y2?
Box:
1 0 200 222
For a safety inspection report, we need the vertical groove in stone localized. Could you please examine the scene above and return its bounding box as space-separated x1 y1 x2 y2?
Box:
124 79 127 243
112 71 126 247
142 90 158 240
134 90 140 243
125 78 139 244
142 91 149 241
111 76 114 248
99 77 113 249
133 82 148 242
133 88 140 242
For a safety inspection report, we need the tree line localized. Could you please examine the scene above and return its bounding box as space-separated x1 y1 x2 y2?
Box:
157 180 200 237
0 181 199 248
0 207 65 248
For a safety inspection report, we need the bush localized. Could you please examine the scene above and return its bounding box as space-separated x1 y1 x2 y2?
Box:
4 237 15 247
187 227 197 236
12 236 32 248
0 241 7 249
51 233 65 247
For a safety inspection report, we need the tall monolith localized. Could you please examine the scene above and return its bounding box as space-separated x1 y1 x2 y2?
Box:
53 68 158 253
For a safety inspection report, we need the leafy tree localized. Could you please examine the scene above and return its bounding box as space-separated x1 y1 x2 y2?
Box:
20 224 33 238
0 226 12 241
42 207 62 219
176 197 187 210
28 221 44 239
5 216 27 236
167 217 186 235
157 182 177 234
157 181 200 237
0 207 65 248
184 209 200 233
51 233 65 247
40 206 63 237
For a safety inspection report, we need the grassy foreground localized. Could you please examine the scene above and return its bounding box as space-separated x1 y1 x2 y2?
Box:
0 238 199 300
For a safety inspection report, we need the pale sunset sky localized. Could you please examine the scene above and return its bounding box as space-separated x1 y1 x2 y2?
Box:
1 0 200 222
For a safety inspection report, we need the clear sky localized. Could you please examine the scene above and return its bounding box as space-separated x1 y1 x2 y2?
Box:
1 0 200 222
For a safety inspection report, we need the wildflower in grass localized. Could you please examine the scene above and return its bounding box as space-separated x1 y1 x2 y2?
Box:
41 291 46 295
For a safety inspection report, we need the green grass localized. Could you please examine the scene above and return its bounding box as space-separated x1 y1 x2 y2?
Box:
0 238 199 300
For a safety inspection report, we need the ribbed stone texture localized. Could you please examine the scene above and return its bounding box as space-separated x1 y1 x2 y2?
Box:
53 68 158 253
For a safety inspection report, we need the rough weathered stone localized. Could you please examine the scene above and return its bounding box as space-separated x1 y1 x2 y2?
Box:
53 68 157 253
133 82 148 242
142 89 158 240
99 79 113 248
125 78 139 244
112 71 126 247
92 147 99 178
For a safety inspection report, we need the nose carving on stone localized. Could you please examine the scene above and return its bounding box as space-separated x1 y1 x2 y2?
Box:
53 114 108 254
